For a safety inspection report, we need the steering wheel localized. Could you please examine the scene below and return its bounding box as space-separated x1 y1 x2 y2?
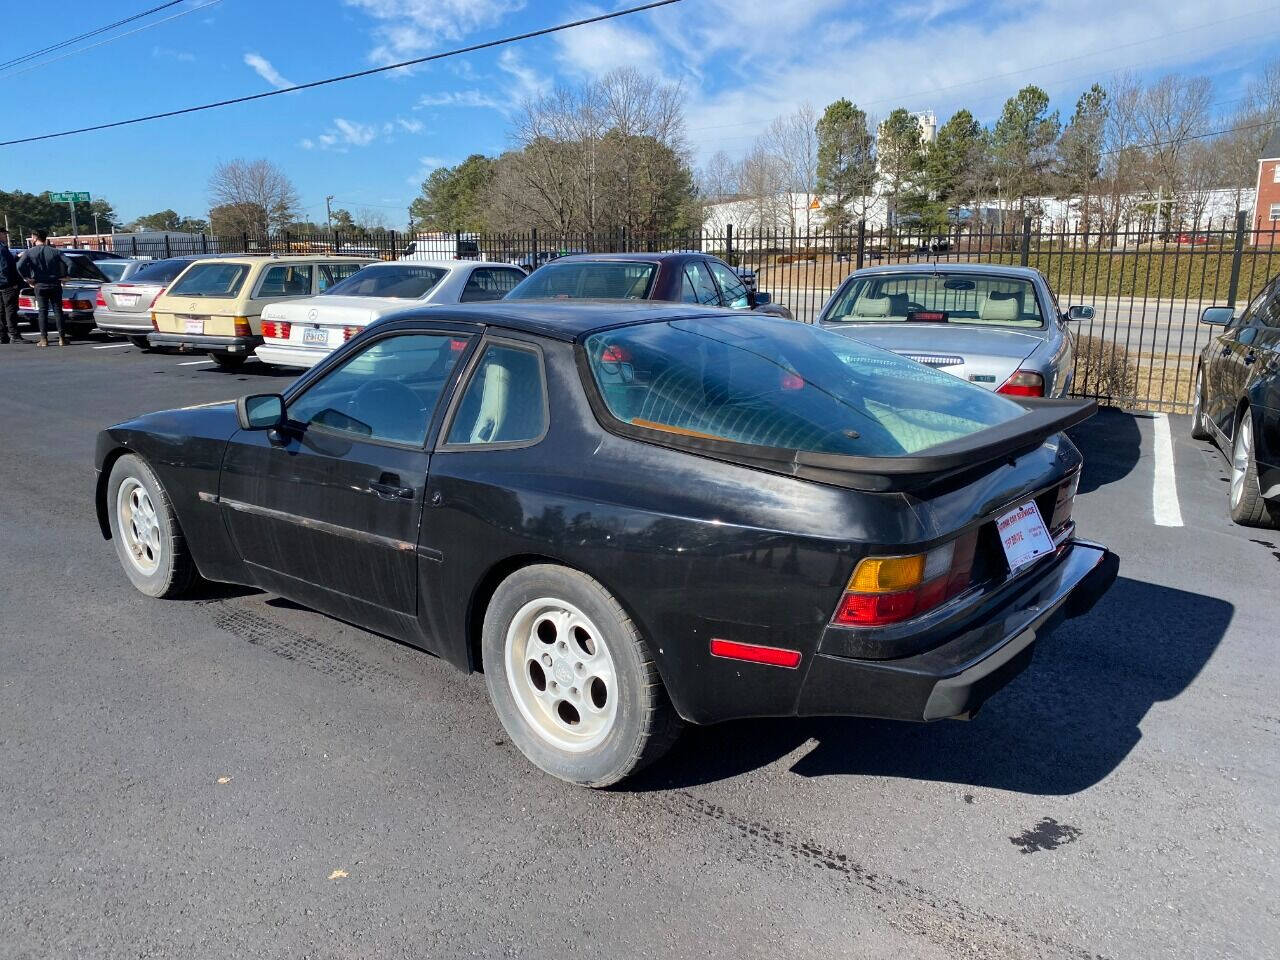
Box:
349 378 424 444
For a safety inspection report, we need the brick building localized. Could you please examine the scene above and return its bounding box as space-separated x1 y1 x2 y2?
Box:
1257 128 1280 245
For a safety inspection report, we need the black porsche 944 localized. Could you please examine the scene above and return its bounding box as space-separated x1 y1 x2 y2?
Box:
95 301 1117 786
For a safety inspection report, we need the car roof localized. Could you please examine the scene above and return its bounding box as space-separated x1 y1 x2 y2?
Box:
380 259 519 269
849 262 1043 280
394 300 732 341
202 254 376 266
549 252 694 264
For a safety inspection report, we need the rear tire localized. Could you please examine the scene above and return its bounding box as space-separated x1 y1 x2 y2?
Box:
211 353 246 370
128 335 151 350
482 564 682 787
106 454 200 597
1191 368 1211 441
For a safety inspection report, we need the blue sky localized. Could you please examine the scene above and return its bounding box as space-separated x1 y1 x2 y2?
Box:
0 0 1276 227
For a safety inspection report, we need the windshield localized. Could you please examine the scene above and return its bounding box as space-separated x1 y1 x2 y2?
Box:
169 262 250 298
507 261 657 300
823 273 1044 327
324 264 448 299
128 258 196 285
66 257 109 282
584 314 1024 457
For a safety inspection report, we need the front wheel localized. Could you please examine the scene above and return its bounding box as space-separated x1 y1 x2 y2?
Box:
1229 409 1278 528
106 454 200 597
210 352 246 370
482 565 682 787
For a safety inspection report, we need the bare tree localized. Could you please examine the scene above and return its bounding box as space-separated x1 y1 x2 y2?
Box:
207 158 299 235
1097 73 1146 236
1137 73 1213 229
737 140 791 231
761 104 819 231
1179 139 1219 228
698 150 741 236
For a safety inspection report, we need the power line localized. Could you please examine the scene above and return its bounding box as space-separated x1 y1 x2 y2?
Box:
0 0 186 72
0 0 683 148
1098 116 1278 157
2 1 224 80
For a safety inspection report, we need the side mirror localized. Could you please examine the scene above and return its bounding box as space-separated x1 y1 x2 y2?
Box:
1199 306 1234 326
236 393 285 431
1066 305 1094 321
754 290 772 306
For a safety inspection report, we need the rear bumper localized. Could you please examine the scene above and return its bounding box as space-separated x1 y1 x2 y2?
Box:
148 333 259 354
94 308 153 334
794 540 1118 721
253 342 329 368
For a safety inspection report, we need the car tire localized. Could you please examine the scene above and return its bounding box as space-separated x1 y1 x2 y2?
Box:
1228 407 1278 528
1191 368 1211 441
106 454 200 598
128 336 151 350
211 353 246 370
482 564 682 787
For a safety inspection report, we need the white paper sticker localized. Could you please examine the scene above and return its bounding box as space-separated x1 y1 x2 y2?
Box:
996 500 1055 571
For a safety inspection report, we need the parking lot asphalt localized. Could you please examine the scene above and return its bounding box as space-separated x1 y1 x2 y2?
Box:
1 336 1275 959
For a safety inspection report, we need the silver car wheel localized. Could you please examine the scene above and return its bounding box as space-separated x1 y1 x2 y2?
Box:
504 597 618 753
1231 415 1253 510
117 477 162 576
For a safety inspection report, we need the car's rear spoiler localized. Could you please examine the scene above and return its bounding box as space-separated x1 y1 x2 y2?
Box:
597 394 1097 493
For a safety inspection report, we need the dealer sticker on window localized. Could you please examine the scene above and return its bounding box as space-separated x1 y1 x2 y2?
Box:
996 500 1055 572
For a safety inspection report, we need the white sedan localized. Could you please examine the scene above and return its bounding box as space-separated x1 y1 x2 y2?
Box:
254 260 526 369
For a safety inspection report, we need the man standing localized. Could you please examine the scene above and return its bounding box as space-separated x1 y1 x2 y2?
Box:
0 229 25 343
17 229 69 347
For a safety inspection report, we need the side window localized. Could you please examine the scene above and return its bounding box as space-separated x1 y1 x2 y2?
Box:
460 267 524 302
286 333 470 446
256 264 314 298
1260 287 1280 329
445 342 547 446
1237 281 1275 329
681 263 719 305
706 260 749 308
318 262 366 292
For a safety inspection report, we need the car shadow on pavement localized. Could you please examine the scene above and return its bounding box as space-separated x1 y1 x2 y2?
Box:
626 576 1231 795
1068 407 1144 494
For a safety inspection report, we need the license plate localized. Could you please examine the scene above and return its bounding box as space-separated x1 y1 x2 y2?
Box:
995 501 1055 572
182 317 204 334
115 294 140 307
302 326 330 345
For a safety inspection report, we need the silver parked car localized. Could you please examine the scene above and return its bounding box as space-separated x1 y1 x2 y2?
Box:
94 256 208 348
817 263 1092 397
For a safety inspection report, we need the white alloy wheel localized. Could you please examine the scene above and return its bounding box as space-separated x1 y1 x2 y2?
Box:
117 476 162 575
504 597 618 752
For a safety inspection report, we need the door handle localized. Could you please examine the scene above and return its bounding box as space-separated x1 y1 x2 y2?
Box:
1244 352 1257 365
1219 345 1232 357
368 473 413 500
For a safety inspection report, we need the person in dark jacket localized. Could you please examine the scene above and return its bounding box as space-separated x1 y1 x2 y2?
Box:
0 228 25 343
17 228 69 346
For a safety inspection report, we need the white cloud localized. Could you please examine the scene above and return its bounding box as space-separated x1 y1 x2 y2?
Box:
497 49 549 104
152 46 195 62
395 116 425 133
553 5 663 76
243 52 294 90
342 0 525 63
415 89 506 110
302 114 425 151
406 154 447 186
334 118 379 146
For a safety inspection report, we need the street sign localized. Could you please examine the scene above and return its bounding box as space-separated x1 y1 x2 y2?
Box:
50 191 90 203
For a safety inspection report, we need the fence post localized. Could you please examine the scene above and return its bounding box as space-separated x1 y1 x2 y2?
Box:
200 233 208 253
1019 216 1032 266
242 231 248 253
130 236 138 257
856 220 866 270
1226 210 1248 307
530 227 538 269
725 223 734 264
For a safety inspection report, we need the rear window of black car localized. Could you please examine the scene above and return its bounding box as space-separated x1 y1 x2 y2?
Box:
507 261 657 300
584 315 1025 457
126 258 197 284
169 262 250 298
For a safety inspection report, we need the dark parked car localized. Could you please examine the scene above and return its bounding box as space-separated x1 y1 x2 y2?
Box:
95 302 1116 786
504 251 794 319
1193 280 1280 527
17 253 112 338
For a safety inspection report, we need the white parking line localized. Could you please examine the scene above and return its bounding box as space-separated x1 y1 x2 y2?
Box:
1152 413 1184 527
93 343 132 350
177 359 214 366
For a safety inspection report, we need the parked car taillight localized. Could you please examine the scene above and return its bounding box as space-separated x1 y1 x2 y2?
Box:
343 326 359 342
831 531 978 627
150 287 166 306
233 317 252 337
997 370 1045 397
18 296 32 309
95 291 106 307
262 320 291 339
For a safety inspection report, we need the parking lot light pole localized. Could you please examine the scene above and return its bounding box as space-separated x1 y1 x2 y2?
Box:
325 195 334 232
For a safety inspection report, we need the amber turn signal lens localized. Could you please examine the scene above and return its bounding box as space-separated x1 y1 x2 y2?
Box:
233 317 252 337
848 554 926 594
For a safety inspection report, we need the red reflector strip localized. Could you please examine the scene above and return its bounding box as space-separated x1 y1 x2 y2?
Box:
909 310 946 321
709 638 802 669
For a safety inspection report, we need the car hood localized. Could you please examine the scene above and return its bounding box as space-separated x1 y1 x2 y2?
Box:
261 295 422 327
823 322 1044 390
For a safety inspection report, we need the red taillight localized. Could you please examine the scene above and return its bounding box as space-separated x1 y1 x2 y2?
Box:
449 337 469 352
95 291 106 307
997 370 1045 397
709 638 802 669
832 531 978 627
149 286 166 306
262 320 291 339
18 296 32 309
600 345 631 364
909 310 946 322
343 325 359 342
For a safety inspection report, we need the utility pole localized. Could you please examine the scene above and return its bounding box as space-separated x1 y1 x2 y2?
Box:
69 199 79 241
325 195 335 232
93 212 100 236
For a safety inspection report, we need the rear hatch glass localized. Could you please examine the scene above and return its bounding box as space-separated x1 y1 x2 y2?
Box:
584 314 1025 457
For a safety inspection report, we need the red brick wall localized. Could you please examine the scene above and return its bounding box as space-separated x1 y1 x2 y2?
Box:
1257 159 1280 247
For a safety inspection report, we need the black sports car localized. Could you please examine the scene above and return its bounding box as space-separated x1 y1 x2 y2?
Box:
94 302 1117 786
1193 283 1280 528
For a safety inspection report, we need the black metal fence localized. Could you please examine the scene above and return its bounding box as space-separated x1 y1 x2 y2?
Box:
86 214 1280 412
